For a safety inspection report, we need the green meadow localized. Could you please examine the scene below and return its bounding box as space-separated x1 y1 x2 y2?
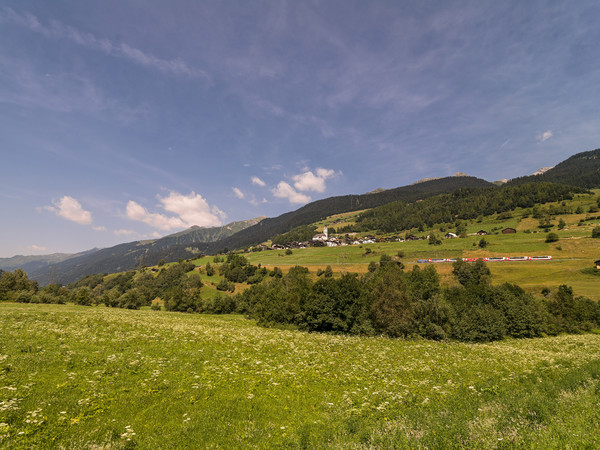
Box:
2 303 600 448
208 194 600 300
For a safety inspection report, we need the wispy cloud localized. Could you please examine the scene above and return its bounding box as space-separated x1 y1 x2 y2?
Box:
1 7 208 79
44 196 92 225
113 229 137 237
0 55 149 122
251 176 266 187
30 244 47 252
232 187 245 199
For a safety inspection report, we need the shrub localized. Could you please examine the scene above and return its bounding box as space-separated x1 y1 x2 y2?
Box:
592 226 600 239
545 232 559 243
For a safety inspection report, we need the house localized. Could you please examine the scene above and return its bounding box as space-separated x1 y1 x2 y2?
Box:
502 227 517 234
476 230 488 235
595 260 600 269
445 232 458 239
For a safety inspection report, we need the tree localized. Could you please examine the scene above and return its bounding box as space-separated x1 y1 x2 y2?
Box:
592 226 600 239
428 233 442 245
73 287 92 306
558 218 566 230
452 260 491 287
379 254 393 267
545 232 559 243
205 262 215 276
478 238 488 248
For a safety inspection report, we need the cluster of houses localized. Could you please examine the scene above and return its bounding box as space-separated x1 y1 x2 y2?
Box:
251 225 519 252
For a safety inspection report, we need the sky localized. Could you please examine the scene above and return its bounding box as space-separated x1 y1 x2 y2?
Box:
1 0 600 257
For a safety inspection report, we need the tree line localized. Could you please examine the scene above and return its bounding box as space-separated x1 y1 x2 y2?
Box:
235 259 600 342
347 182 589 233
3 255 600 343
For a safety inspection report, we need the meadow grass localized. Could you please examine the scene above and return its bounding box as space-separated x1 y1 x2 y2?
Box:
2 303 600 448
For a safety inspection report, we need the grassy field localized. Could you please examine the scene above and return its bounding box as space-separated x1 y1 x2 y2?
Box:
208 200 600 300
2 303 600 448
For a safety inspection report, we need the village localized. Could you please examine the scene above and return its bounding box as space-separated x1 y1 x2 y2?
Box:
252 225 518 251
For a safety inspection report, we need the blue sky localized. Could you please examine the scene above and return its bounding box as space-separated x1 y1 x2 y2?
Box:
1 1 600 257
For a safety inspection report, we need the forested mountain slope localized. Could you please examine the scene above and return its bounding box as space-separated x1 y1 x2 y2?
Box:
353 182 588 233
203 176 494 253
508 148 600 189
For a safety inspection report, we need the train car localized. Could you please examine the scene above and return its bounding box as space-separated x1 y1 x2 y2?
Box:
487 257 508 262
508 256 530 261
417 259 429 263
462 257 478 262
445 258 458 262
531 255 552 261
429 259 445 263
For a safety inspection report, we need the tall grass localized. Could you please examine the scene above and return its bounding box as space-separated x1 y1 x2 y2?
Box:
1 303 600 448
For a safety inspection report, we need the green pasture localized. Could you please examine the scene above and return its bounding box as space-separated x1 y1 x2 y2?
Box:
2 303 600 448
180 194 600 300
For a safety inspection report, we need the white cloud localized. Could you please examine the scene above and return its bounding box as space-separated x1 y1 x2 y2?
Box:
126 191 225 231
158 191 225 227
45 196 92 225
272 182 311 204
30 244 47 252
233 187 245 199
126 200 185 231
251 176 266 187
93 226 107 232
292 168 336 192
538 130 553 142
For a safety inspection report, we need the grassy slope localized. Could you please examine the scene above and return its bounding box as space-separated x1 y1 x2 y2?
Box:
216 192 599 300
2 303 600 449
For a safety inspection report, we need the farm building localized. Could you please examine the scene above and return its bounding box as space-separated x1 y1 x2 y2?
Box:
595 260 600 269
502 227 517 234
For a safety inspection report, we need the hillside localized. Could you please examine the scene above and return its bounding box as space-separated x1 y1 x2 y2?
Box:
202 176 494 254
28 217 264 285
508 148 600 188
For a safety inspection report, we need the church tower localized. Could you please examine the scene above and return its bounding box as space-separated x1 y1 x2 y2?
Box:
323 225 328 239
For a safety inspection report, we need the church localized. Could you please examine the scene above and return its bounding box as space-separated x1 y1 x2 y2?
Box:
312 225 329 242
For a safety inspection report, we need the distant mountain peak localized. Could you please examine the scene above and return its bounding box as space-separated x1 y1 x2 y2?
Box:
412 172 470 185
532 167 553 176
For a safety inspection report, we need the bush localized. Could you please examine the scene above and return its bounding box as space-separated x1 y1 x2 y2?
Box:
592 226 600 239
545 232 559 243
